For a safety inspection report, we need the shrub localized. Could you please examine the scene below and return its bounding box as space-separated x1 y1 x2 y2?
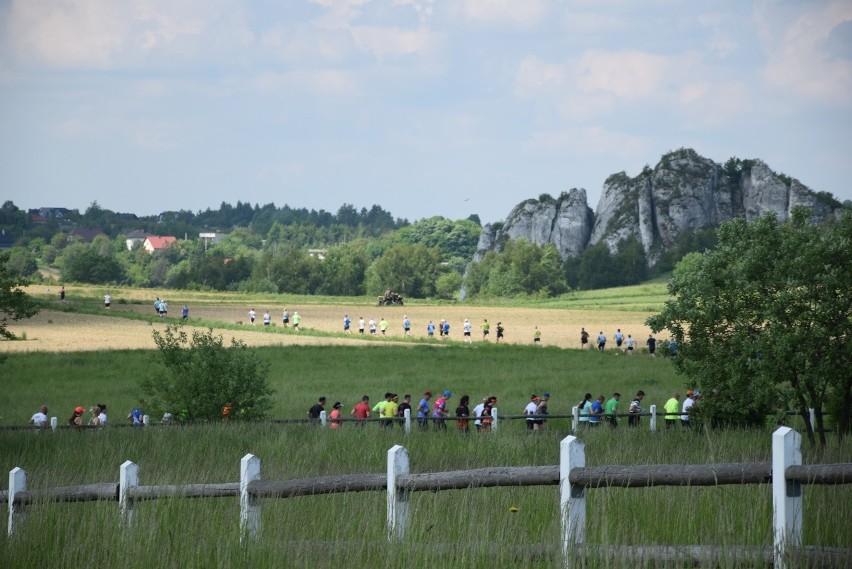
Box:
142 324 274 422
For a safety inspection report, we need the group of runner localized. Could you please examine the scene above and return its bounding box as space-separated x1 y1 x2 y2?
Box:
580 327 666 355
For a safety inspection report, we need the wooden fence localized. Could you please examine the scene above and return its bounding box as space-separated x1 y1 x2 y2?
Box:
4 427 850 568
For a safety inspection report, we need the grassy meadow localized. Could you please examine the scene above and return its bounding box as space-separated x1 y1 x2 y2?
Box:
1 285 850 567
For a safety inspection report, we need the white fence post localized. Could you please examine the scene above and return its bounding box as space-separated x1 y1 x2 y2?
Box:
143 414 150 426
571 405 579 433
387 445 410 542
772 427 802 569
50 417 58 432
492 407 499 432
7 467 26 536
403 408 411 434
240 454 261 542
320 410 327 427
119 460 139 527
560 435 586 565
649 404 657 432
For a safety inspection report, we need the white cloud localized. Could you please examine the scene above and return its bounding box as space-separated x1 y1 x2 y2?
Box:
1 0 252 69
756 0 852 106
250 69 361 97
575 50 670 100
350 25 437 59
523 126 650 159
462 0 546 28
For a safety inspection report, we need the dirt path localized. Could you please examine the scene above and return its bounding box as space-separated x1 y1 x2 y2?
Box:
2 304 659 353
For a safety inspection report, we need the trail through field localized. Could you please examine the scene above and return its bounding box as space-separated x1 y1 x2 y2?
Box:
2 304 659 353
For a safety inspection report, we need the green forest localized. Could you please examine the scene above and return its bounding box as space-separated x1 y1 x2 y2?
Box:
2 199 713 298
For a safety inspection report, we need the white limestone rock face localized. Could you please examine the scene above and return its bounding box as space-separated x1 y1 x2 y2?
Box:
474 149 840 266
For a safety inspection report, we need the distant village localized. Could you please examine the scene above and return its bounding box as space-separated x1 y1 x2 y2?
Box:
0 206 226 254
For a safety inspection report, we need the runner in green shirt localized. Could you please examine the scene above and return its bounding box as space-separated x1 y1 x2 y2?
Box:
605 392 621 428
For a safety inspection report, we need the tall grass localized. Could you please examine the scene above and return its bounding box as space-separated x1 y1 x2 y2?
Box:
1 425 849 568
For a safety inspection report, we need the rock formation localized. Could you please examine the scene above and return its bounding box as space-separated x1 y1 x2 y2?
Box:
474 148 839 265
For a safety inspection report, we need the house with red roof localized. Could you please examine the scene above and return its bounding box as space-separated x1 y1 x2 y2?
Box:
143 235 177 253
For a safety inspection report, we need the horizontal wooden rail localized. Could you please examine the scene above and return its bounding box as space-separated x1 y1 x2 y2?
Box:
251 474 386 498
4 463 851 505
571 462 771 488
129 483 239 501
10 483 118 505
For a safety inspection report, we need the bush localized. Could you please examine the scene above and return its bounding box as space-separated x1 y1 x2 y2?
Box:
141 324 274 422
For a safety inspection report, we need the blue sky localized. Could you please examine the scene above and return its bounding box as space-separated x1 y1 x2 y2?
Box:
1 0 850 225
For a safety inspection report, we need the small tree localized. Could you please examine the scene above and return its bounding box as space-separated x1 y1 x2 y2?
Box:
142 324 274 422
0 251 41 363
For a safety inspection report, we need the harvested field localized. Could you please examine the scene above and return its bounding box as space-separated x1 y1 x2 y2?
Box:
1 303 658 353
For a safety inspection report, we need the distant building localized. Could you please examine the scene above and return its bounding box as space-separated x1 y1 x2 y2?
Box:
125 230 149 251
199 231 226 251
308 248 327 260
143 235 177 253
68 228 106 243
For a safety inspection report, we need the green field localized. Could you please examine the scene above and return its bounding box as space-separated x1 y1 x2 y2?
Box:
2 343 850 568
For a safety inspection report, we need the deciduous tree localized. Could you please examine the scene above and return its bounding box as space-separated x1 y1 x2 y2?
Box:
647 208 852 445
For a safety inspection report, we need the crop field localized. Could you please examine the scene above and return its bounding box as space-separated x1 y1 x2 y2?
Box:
1 284 850 568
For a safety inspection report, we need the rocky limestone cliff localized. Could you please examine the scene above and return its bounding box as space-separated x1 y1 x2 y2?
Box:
473 188 593 262
475 148 839 265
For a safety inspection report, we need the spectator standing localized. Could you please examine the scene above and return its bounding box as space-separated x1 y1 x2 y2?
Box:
330 402 343 429
308 397 326 421
91 404 107 427
127 400 145 425
578 393 592 427
442 320 450 338
664 392 681 428
536 392 550 429
589 396 604 427
373 393 391 427
525 394 540 431
417 391 432 430
473 397 488 431
681 390 697 428
398 394 412 428
432 390 451 430
605 393 621 428
68 406 85 426
381 394 399 428
59 286 66 302
351 396 371 426
628 391 645 427
30 405 49 428
456 395 470 433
